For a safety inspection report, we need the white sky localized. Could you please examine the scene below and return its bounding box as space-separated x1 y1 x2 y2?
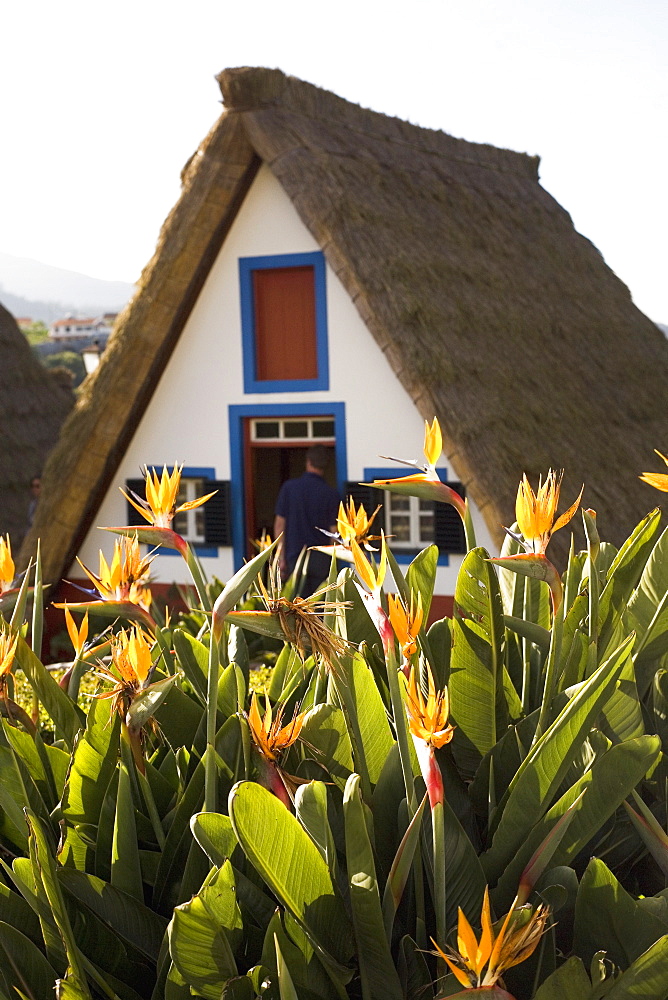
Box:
2 0 666 320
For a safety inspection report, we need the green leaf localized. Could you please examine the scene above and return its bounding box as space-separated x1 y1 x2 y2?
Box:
604 934 668 998
191 812 240 868
330 651 394 790
381 793 428 940
212 540 280 623
153 759 205 913
0 920 59 1000
532 957 593 1000
13 633 84 749
168 863 240 999
295 781 338 876
406 544 438 626
25 812 90 994
598 651 644 742
229 780 353 965
449 548 507 777
127 675 178 731
494 736 660 909
574 858 668 968
483 635 632 878
58 868 167 963
274 935 299 1000
111 762 143 901
627 524 668 663
598 509 662 657
343 774 403 1000
297 704 354 791
172 629 208 704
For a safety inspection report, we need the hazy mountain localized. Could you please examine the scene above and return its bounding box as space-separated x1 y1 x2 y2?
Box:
0 251 134 322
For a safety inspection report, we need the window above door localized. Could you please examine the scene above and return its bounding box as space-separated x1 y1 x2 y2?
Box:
239 252 329 393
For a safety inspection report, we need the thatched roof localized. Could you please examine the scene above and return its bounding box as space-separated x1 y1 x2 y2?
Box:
20 66 668 584
0 303 74 547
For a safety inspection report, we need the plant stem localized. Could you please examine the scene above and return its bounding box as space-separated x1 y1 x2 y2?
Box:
204 628 221 812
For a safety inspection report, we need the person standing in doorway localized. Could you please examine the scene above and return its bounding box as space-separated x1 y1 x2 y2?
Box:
273 445 340 596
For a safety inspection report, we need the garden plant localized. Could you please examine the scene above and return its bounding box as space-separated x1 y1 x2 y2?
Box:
0 427 668 998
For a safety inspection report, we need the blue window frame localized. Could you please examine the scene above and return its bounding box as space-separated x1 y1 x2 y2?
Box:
229 403 347 570
239 251 329 393
363 467 451 566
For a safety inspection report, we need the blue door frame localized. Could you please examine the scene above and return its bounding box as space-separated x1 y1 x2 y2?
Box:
228 402 347 570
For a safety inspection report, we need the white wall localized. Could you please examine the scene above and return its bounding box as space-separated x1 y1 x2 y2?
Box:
76 165 496 590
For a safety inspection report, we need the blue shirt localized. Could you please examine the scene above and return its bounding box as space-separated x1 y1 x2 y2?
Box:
275 472 340 568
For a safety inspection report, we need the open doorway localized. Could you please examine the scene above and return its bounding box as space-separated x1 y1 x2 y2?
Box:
244 417 336 557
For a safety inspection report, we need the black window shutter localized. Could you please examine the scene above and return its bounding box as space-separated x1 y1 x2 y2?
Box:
434 482 466 554
125 478 146 525
343 482 386 534
203 480 232 546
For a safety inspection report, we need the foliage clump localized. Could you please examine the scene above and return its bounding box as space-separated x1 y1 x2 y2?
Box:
1 441 668 999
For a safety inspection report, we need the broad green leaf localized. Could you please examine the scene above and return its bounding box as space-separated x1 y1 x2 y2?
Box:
449 548 507 777
330 651 394 790
627 524 668 663
574 858 668 968
494 736 660 908
275 935 299 1000
0 920 59 1000
295 781 338 875
532 957 593 1000
153 759 205 913
127 674 178 730
440 793 488 930
406 544 438 626
0 880 41 946
168 864 240 999
13 633 84 749
598 651 644 742
483 635 632 877
297 704 354 790
229 779 353 965
382 794 428 939
623 794 668 877
343 774 403 1000
191 812 239 868
26 812 90 993
212 540 279 623
58 868 167 962
111 762 143 901
172 628 209 703
397 935 433 1000
61 697 120 826
604 934 668 998
598 509 662 657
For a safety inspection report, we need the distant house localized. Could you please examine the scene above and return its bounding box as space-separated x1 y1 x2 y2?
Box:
15 317 33 330
21 67 668 620
49 314 116 346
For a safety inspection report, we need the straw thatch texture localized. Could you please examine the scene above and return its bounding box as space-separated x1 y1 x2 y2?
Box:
21 66 668 585
0 303 74 548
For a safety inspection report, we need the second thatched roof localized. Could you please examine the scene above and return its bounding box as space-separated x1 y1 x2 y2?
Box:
21 66 668 584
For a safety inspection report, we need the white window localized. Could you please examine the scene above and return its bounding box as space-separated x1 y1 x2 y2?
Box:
385 493 435 549
172 478 206 543
250 417 335 443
